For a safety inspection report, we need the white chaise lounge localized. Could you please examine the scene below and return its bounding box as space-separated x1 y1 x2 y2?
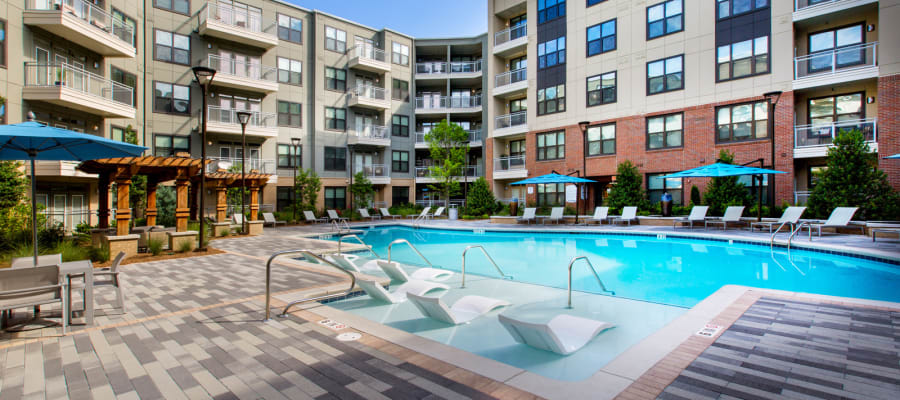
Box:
750 206 806 233
407 206 432 220
547 207 564 224
356 279 449 303
610 206 638 226
359 209 381 221
517 208 537 224
588 207 610 224
379 208 400 219
376 260 454 282
705 206 745 230
407 293 510 325
673 206 708 229
802 207 864 238
498 313 615 355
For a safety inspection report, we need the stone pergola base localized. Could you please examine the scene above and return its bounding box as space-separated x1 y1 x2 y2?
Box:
247 220 264 235
167 231 198 252
103 234 139 258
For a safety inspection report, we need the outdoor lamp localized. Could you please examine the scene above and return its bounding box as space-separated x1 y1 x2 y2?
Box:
191 66 216 87
763 91 782 106
192 65 216 250
236 111 252 126
577 121 590 133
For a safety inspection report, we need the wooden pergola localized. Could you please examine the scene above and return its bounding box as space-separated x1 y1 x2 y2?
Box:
191 171 271 224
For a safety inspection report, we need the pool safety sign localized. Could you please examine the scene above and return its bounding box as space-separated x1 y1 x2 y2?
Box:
318 319 347 331
696 323 723 338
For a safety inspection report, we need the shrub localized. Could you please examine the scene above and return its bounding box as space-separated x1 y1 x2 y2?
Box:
464 177 498 216
690 185 702 206
606 160 648 214
148 238 164 256
38 224 66 251
156 186 176 227
178 239 194 253
89 244 110 262
55 239 90 262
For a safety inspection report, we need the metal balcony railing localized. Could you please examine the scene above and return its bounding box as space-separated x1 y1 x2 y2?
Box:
350 45 387 62
794 42 878 80
415 129 481 144
494 24 527 46
794 118 877 148
794 0 855 11
494 155 526 171
200 1 269 33
355 164 388 178
450 60 482 74
24 63 134 107
415 165 480 178
353 84 387 101
207 106 276 128
205 54 276 82
415 95 482 110
26 0 135 47
495 68 527 87
416 61 447 74
495 111 527 129
351 124 389 140
207 156 275 174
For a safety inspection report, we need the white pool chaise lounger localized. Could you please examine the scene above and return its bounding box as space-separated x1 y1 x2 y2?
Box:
407 293 510 325
376 260 454 282
498 314 615 355
356 279 449 304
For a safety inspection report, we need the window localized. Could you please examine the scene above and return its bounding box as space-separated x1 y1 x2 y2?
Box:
111 66 137 106
588 0 606 6
324 187 346 210
647 113 683 149
537 131 565 160
808 24 865 72
648 173 683 204
325 67 346 92
509 99 527 113
809 93 864 125
392 187 409 206
325 107 346 131
153 82 190 114
324 147 346 171
392 151 409 172
647 55 683 95
392 79 409 101
538 37 566 69
154 0 189 15
587 19 616 56
277 14 302 43
587 72 616 106
587 124 615 156
392 42 409 65
325 26 346 53
277 57 302 85
647 0 683 40
276 187 292 211
717 36 768 81
111 9 136 46
738 174 769 204
111 126 126 143
278 101 302 127
0 19 6 68
717 0 768 20
538 0 566 24
537 183 565 206
154 134 189 157
537 84 565 115
277 144 301 168
154 30 190 65
716 101 768 143
392 115 409 137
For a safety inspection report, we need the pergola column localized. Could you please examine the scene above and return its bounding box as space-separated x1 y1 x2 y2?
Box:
175 178 190 232
215 184 227 222
114 177 131 236
97 172 110 229
145 180 158 227
249 185 260 221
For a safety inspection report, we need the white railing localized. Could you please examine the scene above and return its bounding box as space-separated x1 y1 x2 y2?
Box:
207 106 276 128
353 84 387 101
355 164 388 178
207 157 276 174
416 61 447 75
415 199 466 208
415 95 482 110
494 24 527 46
351 124 389 140
416 61 480 75
205 54 276 82
794 0 855 11
494 155 526 171
450 60 482 74
794 191 812 205
415 165 480 178
794 118 877 148
351 45 387 62
415 129 481 145
26 0 135 47
794 42 878 80
24 63 134 107
201 1 268 33
495 68 527 87
495 111 527 129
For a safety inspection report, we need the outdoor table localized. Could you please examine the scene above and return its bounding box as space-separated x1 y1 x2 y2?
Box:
59 260 94 326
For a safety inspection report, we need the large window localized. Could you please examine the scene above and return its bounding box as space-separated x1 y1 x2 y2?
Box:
325 107 346 131
587 72 616 106
647 55 683 95
537 131 565 161
0 19 5 68
277 144 301 168
154 134 189 157
647 0 683 40
392 79 409 101
392 115 409 137
325 67 346 92
808 24 865 72
324 187 346 210
587 124 615 156
154 0 189 15
392 187 409 206
277 14 302 43
392 151 409 173
809 93 864 125
392 42 409 65
111 66 137 106
276 187 291 211
647 113 682 149
537 84 565 115
278 101 302 127
716 101 768 143
277 57 302 85
648 173 683 205
154 30 190 65
153 82 190 115
325 26 346 53
717 0 768 20
537 183 565 206
538 0 566 24
587 19 616 56
538 37 566 69
324 147 346 171
717 36 768 81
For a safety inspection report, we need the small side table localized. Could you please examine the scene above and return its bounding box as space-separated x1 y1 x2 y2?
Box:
59 260 94 326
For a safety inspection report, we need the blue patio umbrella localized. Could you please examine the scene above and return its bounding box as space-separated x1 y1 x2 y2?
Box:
0 120 147 264
662 162 785 222
886 154 900 159
511 173 597 224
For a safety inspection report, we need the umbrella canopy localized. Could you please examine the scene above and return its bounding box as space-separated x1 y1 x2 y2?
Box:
661 162 785 178
886 154 900 159
511 173 597 185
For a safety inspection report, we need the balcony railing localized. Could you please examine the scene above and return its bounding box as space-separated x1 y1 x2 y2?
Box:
494 24 527 46
353 84 387 101
794 42 878 80
207 106 276 128
415 129 481 145
26 0 135 47
352 124 389 140
495 111 527 129
494 155 526 171
416 61 447 74
201 1 267 33
794 191 811 205
794 0 856 11
794 118 877 148
415 165 480 178
205 54 276 82
495 68 527 88
351 45 387 62
450 60 482 73
355 164 388 178
415 95 482 110
207 156 275 174
24 63 134 107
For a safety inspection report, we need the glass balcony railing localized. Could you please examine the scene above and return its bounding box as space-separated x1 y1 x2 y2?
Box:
24 63 134 107
794 42 877 80
415 129 481 144
201 1 268 33
794 0 856 11
351 125 389 140
26 0 135 48
493 155 526 171
794 118 877 148
450 60 482 74
416 61 447 74
207 106 276 128
415 165 480 178
205 54 276 82
494 24 527 46
415 95 482 110
494 111 527 130
207 156 275 174
355 164 388 178
350 45 387 62
495 68 527 88
353 84 387 101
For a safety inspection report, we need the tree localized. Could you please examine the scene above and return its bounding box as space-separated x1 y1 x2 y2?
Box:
807 129 900 220
293 168 321 211
465 177 497 216
155 186 177 227
425 120 468 205
606 160 647 213
225 165 249 216
703 149 751 215
349 172 374 209
690 185 702 206
0 161 28 211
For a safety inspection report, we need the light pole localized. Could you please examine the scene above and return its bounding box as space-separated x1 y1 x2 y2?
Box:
291 137 301 222
192 66 216 250
462 139 470 207
236 111 251 235
578 120 590 225
764 91 782 214
348 144 356 213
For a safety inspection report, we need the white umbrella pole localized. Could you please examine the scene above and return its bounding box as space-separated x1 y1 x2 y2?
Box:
31 157 39 265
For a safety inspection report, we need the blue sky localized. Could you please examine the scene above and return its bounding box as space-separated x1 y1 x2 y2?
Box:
285 0 488 38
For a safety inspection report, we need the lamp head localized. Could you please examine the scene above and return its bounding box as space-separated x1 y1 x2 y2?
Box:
578 121 590 133
191 66 216 86
763 90 783 105
291 137 302 146
236 111 252 126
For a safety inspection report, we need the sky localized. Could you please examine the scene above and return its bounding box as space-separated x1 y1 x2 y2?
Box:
284 0 488 38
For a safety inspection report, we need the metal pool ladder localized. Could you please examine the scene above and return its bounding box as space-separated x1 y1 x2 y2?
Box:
387 239 433 267
460 245 512 288
337 234 379 258
264 249 356 321
332 219 351 232
567 256 615 309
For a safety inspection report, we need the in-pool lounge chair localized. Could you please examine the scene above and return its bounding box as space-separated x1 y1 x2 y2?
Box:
802 207 864 238
358 209 381 221
610 206 638 226
546 207 564 224
376 260 454 282
326 254 377 273
588 207 610 224
327 209 348 223
407 206 432 220
304 211 328 224
407 293 510 325
262 212 287 228
750 206 806 233
498 313 615 355
705 206 745 230
673 206 708 229
356 279 449 303
380 208 400 219
518 208 537 224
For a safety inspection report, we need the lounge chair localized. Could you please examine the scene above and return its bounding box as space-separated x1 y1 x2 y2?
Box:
358 208 381 221
407 206 432 220
588 207 610 224
262 212 287 228
872 228 900 242
750 206 806 233
232 213 244 226
376 260 453 282
673 206 709 229
546 207 564 224
705 206 745 230
517 208 537 224
802 207 864 238
379 208 400 219
325 254 375 273
327 209 348 223
498 313 615 355
0 265 68 334
432 207 446 219
610 206 638 226
356 279 449 304
71 251 126 313
407 293 510 325
304 211 328 224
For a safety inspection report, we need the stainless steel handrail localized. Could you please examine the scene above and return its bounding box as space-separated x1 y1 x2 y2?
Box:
331 219 351 232
567 256 615 308
264 249 356 321
461 245 511 288
769 220 791 249
787 222 810 250
337 234 379 258
387 239 433 268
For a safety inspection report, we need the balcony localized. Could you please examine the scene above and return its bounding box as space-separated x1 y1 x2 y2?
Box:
207 157 276 175
348 46 391 74
23 63 135 118
204 55 278 94
348 125 390 147
493 68 527 98
793 0 878 22
794 118 877 158
493 25 527 57
31 160 98 178
493 111 528 137
415 165 481 183
23 0 135 57
198 1 277 49
415 129 482 149
206 106 278 138
415 95 483 115
355 164 390 185
793 42 878 90
415 60 482 80
349 84 391 110
493 156 527 180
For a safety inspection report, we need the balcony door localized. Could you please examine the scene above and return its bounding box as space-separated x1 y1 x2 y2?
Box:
355 36 375 58
35 47 50 85
355 114 375 136
355 152 376 177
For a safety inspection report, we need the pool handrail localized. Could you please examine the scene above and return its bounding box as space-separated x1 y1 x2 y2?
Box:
769 220 792 249
337 234 379 258
332 218 351 232
387 238 434 268
567 256 615 308
787 221 810 250
264 249 356 321
461 245 511 288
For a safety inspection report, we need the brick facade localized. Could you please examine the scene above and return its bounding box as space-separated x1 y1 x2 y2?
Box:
878 73 900 190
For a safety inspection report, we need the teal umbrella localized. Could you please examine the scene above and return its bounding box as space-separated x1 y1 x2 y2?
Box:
886 154 900 159
511 173 597 224
662 163 785 222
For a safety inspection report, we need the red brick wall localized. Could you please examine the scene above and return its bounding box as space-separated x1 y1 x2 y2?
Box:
878 74 900 190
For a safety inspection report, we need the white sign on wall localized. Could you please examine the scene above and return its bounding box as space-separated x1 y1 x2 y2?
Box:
527 186 534 194
565 185 577 203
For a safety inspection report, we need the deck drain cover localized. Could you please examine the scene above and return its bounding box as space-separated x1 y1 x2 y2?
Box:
336 332 361 342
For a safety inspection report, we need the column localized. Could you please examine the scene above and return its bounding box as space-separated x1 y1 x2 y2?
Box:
215 184 227 222
249 186 260 221
175 178 190 232
114 177 131 236
97 172 110 229
145 180 158 227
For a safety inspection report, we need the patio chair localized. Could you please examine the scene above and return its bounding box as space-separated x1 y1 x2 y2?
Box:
547 207 564 224
407 206 432 220
802 207 864 238
356 279 449 304
432 207 446 219
498 313 614 355
588 207 610 224
407 293 510 325
10 254 62 269
262 212 287 228
705 206 745 230
327 209 348 223
358 209 381 221
750 207 806 233
375 260 454 282
71 251 126 313
379 208 400 219
610 207 639 226
304 211 328 224
673 206 709 229
0 265 68 334
517 208 537 224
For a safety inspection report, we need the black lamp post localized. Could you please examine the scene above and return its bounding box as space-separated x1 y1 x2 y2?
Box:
291 137 301 222
578 120 590 225
348 144 356 213
462 139 470 207
236 111 251 234
764 91 782 214
192 65 216 250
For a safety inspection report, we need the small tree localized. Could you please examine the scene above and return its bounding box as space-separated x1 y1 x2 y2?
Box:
225 165 249 217
293 168 321 211
807 129 900 220
425 120 468 205
606 160 646 213
0 161 28 211
156 186 177 227
465 177 497 216
690 185 702 206
349 172 374 209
